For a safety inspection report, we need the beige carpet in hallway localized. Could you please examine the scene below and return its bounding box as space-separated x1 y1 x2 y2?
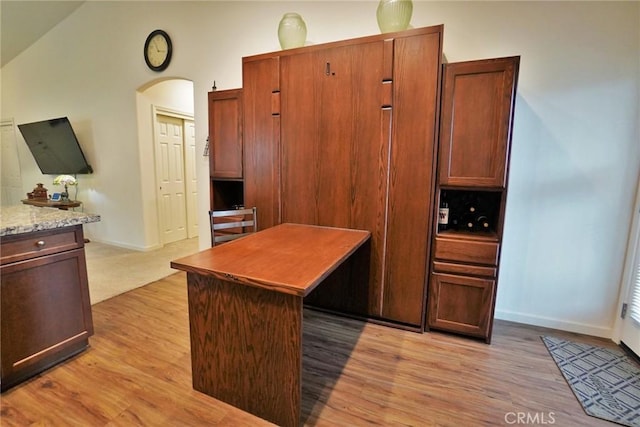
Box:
85 237 200 304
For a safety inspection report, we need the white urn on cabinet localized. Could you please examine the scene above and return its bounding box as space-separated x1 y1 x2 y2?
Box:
278 13 307 49
376 0 413 33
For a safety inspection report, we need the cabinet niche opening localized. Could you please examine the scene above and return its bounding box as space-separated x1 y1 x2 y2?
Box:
438 189 502 237
212 180 244 211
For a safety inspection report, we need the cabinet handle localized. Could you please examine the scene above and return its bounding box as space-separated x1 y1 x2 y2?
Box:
325 62 335 76
36 240 46 248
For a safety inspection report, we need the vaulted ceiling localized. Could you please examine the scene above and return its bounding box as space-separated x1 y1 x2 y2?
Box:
1 1 84 67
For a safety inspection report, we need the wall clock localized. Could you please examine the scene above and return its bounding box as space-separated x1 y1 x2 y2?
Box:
144 29 172 72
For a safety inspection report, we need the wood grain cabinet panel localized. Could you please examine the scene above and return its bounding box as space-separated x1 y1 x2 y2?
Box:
428 273 495 338
280 41 386 228
434 237 499 266
382 31 442 326
438 57 519 188
279 40 388 318
208 89 243 179
242 56 281 230
187 274 301 427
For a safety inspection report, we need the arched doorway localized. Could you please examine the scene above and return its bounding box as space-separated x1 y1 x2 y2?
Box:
136 78 197 247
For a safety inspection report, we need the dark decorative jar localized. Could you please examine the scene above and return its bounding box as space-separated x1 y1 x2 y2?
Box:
31 183 48 199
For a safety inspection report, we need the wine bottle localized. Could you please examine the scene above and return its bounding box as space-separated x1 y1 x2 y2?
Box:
438 191 449 232
464 215 475 231
476 215 490 230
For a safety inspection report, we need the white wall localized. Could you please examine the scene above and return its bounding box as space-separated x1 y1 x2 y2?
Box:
1 1 638 338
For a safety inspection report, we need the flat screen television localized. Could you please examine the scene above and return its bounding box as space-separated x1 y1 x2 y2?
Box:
18 117 93 174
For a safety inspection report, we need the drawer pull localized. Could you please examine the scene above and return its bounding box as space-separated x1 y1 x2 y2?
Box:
36 240 46 248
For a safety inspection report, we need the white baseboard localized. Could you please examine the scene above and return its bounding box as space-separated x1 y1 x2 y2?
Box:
85 236 162 252
495 309 613 339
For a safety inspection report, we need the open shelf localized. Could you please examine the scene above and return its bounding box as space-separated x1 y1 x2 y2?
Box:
211 179 244 211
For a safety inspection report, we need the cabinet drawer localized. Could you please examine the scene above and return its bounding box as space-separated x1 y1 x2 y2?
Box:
433 261 496 277
0 226 84 265
434 237 499 266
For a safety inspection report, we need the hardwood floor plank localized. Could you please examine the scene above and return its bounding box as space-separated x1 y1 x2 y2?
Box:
1 272 622 426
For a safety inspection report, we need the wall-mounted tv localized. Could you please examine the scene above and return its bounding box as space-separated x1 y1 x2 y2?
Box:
18 117 93 174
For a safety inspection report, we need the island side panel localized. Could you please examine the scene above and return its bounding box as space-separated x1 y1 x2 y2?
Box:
0 224 94 391
186 272 302 427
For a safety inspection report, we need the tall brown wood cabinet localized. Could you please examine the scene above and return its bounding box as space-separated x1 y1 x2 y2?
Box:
427 56 520 342
209 26 520 337
242 26 443 329
208 89 244 211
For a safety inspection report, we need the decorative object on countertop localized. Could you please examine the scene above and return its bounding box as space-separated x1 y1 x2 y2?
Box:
376 0 413 33
53 174 77 201
278 13 307 49
27 183 48 200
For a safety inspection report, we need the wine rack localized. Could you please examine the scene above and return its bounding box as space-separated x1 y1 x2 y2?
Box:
438 189 502 236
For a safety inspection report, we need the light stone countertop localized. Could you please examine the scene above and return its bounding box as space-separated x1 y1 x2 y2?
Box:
0 205 101 236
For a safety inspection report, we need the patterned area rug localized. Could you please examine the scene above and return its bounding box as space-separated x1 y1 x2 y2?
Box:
542 336 640 427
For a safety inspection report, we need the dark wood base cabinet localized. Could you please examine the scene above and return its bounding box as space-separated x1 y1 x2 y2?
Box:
1 225 94 391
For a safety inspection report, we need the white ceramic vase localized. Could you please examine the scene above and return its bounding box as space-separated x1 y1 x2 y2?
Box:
376 0 413 33
278 13 307 50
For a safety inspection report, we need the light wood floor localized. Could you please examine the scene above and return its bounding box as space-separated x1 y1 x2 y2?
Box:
1 272 621 426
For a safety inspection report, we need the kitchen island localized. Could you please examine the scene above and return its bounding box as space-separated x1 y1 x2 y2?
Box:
0 205 100 391
171 223 370 427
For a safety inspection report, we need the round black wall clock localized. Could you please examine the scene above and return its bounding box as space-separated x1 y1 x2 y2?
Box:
144 29 172 72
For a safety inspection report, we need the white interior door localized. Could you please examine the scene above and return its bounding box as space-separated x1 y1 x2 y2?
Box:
1 119 24 206
619 176 640 357
184 119 198 238
156 114 188 244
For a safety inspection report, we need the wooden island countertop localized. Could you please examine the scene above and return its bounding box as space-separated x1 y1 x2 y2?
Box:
171 222 370 296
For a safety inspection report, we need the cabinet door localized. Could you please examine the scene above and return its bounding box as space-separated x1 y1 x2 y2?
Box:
280 41 386 229
382 31 442 326
427 272 495 339
243 56 280 230
280 40 387 316
208 89 243 179
1 248 93 389
438 57 519 188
